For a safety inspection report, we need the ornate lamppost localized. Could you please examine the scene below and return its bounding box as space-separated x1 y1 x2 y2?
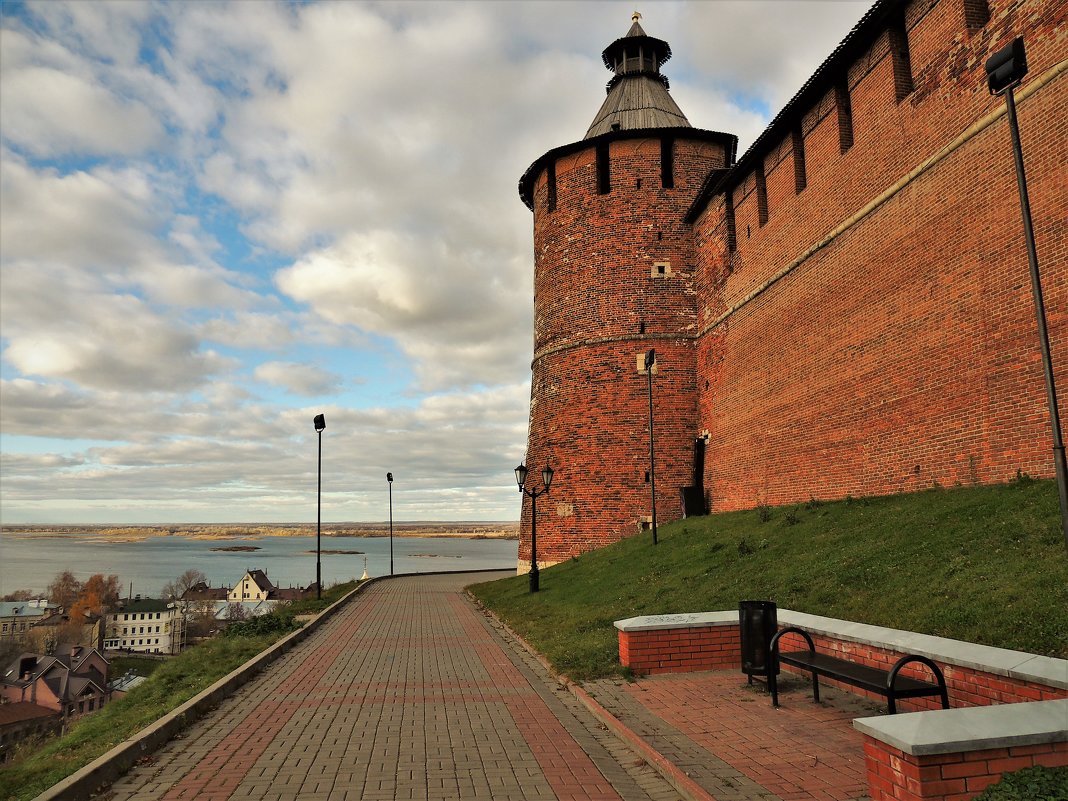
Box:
515 463 554 592
645 349 658 545
386 472 394 575
313 413 326 599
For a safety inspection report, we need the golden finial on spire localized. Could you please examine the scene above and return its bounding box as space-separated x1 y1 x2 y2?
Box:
632 11 642 23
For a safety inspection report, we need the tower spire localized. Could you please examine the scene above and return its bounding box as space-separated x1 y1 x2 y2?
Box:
584 14 691 139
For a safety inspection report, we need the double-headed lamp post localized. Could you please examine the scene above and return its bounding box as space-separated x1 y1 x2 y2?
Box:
386 472 394 575
645 349 658 546
313 414 326 599
985 38 1068 554
515 463 554 593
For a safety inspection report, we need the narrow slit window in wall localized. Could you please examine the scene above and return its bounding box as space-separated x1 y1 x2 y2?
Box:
792 126 807 193
661 137 675 189
596 142 611 194
725 189 737 252
963 0 990 30
836 81 854 153
546 160 557 212
756 165 768 226
888 14 914 101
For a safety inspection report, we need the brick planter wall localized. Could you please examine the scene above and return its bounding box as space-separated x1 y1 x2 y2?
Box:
618 624 740 674
861 735 1068 801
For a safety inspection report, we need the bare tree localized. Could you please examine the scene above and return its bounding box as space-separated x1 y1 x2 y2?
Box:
160 569 208 601
47 570 81 610
225 603 249 622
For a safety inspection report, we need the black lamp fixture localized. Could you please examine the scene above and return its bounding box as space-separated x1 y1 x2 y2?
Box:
645 349 658 546
313 414 326 599
515 462 554 592
985 38 1068 553
386 472 394 575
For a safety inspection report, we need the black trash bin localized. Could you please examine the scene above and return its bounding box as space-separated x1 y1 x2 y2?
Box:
739 600 779 683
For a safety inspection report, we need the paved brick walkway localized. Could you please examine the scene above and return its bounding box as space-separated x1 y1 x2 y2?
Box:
585 672 881 801
107 573 680 801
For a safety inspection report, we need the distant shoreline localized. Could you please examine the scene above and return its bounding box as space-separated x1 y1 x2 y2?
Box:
1 522 520 542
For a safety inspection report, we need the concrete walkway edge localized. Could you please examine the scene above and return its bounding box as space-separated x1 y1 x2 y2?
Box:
31 577 385 801
468 592 715 801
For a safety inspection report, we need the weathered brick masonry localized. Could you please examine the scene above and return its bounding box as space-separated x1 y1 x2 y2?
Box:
519 0 1067 567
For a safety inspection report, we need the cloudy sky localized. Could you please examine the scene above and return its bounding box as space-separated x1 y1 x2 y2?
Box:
0 0 874 525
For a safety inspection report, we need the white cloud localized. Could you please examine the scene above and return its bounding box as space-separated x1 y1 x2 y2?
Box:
0 0 879 523
254 361 341 397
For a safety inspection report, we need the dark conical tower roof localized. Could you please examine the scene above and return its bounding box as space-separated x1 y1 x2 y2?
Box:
584 12 692 139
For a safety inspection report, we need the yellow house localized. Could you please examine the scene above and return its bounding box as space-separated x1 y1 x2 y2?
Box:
228 570 275 602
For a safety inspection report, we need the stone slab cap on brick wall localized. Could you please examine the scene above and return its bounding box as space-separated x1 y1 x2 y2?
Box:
615 611 737 631
853 698 1068 755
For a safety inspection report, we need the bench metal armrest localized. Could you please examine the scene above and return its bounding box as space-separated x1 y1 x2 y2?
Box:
887 654 950 711
769 626 815 658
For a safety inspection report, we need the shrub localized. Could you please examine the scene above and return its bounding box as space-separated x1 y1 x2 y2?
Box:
972 765 1068 801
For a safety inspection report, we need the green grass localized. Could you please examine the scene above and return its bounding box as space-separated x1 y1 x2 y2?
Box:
469 480 1068 682
0 580 359 801
107 656 164 679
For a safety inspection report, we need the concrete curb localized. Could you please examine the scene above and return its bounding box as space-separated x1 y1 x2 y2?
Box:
31 577 383 801
466 591 714 801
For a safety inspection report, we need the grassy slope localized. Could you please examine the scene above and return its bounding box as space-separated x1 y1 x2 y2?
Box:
469 480 1068 682
0 581 359 801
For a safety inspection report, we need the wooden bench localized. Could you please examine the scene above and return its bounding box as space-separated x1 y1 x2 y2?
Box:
769 626 950 714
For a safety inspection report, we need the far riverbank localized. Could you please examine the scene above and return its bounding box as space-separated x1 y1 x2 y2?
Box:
2 521 519 543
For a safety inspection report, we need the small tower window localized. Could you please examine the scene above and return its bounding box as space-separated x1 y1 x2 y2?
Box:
888 13 914 101
596 142 611 194
661 137 675 189
792 126 806 193
756 165 768 226
835 81 854 153
725 189 737 253
546 160 557 212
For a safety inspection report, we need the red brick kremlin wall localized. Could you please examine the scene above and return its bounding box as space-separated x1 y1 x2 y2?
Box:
520 0 1067 566
693 0 1067 510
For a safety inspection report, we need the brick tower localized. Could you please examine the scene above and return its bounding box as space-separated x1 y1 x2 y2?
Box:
516 14 737 572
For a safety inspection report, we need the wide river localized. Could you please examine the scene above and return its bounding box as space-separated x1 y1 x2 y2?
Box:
0 532 519 598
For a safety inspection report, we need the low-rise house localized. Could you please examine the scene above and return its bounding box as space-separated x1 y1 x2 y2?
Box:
228 570 315 604
0 701 62 764
0 600 59 640
0 644 108 720
103 597 184 655
107 671 148 699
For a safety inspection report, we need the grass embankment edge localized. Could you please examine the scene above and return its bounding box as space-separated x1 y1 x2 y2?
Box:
469 480 1068 683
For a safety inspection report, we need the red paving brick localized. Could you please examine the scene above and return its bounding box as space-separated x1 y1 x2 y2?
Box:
618 671 876 801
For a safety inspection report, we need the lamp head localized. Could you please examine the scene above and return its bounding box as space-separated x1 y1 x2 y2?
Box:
541 464 554 491
313 413 326 432
645 349 656 370
386 472 393 483
514 463 528 491
985 37 1027 95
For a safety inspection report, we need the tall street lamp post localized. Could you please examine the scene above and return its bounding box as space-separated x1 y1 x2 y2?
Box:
515 463 554 593
986 38 1068 553
386 472 394 575
313 413 326 599
645 349 658 546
